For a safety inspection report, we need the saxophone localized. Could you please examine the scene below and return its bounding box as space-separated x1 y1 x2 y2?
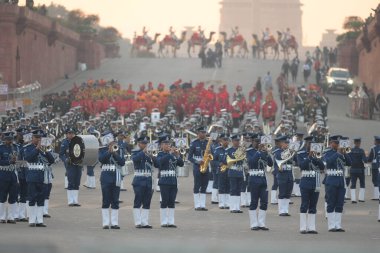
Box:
199 125 219 173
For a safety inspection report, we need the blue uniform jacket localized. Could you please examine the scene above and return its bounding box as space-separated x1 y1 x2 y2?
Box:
16 143 27 180
98 146 125 184
248 150 273 184
188 139 208 175
213 146 227 174
348 147 367 173
226 147 244 178
0 143 19 182
210 141 220 172
131 149 153 187
271 147 281 173
367 144 380 170
157 152 184 186
23 143 55 183
323 149 352 187
274 148 293 173
298 152 325 189
59 138 82 169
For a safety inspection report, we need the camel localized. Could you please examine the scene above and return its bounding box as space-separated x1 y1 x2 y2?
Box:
259 33 279 60
220 32 249 58
187 31 215 57
277 31 298 60
157 31 187 58
130 33 160 57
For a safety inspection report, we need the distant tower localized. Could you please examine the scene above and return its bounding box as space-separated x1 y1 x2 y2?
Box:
219 0 303 46
320 29 338 48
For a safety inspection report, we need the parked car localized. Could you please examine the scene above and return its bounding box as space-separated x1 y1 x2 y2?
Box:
324 67 354 94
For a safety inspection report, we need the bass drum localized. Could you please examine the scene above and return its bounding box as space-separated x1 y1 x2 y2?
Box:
69 135 99 166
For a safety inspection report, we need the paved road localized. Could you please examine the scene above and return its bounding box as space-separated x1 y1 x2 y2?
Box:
4 45 379 253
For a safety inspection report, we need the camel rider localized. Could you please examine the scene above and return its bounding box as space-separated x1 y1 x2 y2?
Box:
263 27 271 41
198 25 205 39
231 26 239 39
169 26 177 41
142 26 149 40
283 28 292 42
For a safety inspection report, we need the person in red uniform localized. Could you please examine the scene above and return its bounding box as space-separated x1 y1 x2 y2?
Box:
262 91 278 125
247 87 262 116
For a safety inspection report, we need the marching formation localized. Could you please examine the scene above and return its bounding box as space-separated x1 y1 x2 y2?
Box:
0 81 379 233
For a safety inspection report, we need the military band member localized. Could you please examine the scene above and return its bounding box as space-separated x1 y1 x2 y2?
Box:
210 137 220 204
157 135 184 228
348 138 367 203
240 133 253 208
0 132 19 224
15 128 28 221
367 136 380 200
59 127 82 206
323 135 352 232
248 139 273 230
98 133 126 229
226 134 245 213
131 136 154 229
24 130 55 227
274 136 294 216
188 127 209 211
297 140 325 234
270 139 280 205
292 132 305 197
214 134 230 209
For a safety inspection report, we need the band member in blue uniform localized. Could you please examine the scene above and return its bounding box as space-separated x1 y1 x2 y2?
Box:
24 130 55 227
214 133 230 209
274 136 294 216
323 135 352 232
0 132 19 224
297 140 325 234
270 139 280 205
59 127 82 206
226 134 245 213
292 132 305 197
248 140 273 230
15 128 28 221
240 133 254 208
131 136 154 229
349 138 367 203
210 137 220 204
188 127 208 211
98 132 125 229
157 135 184 228
367 136 380 200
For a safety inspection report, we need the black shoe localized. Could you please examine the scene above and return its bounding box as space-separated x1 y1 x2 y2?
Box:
29 223 36 227
36 223 47 227
308 230 318 234
68 204 75 207
344 197 350 200
230 210 237 213
358 200 365 203
279 213 290 216
351 201 357 204
211 201 218 205
219 206 225 209
83 184 90 189
336 228 345 232
300 230 307 234
7 220 16 224
111 225 120 229
371 198 379 201
0 220 6 223
15 218 20 222
271 203 278 205
251 226 260 231
142 225 153 229
259 227 269 231
289 201 294 205
120 189 127 192
43 214 51 218
135 224 143 228
235 210 243 213
194 207 202 211
118 200 124 204
206 192 212 195
328 228 337 232
103 226 110 229
161 224 168 228
18 218 28 222
175 200 180 204
200 207 208 211
241 205 246 208
168 224 177 228
73 203 81 207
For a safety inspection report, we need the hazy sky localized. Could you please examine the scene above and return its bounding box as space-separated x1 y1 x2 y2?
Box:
35 0 378 46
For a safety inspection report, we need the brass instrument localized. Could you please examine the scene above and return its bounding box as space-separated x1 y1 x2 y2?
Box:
199 125 219 173
111 143 119 152
312 151 322 159
344 147 351 153
40 134 55 153
221 135 246 173
275 148 296 172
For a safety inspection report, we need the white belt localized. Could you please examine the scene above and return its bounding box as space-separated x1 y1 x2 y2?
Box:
160 170 177 177
281 165 292 171
102 164 116 171
0 166 15 171
28 163 45 171
249 170 265 177
134 171 152 177
230 165 243 171
193 156 202 162
326 169 344 176
301 171 316 177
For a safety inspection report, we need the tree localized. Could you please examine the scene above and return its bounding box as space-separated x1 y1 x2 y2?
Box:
337 16 364 43
98 27 122 44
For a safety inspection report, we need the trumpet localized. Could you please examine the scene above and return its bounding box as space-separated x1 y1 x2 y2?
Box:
179 147 187 155
312 151 322 159
109 142 119 152
344 147 351 153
